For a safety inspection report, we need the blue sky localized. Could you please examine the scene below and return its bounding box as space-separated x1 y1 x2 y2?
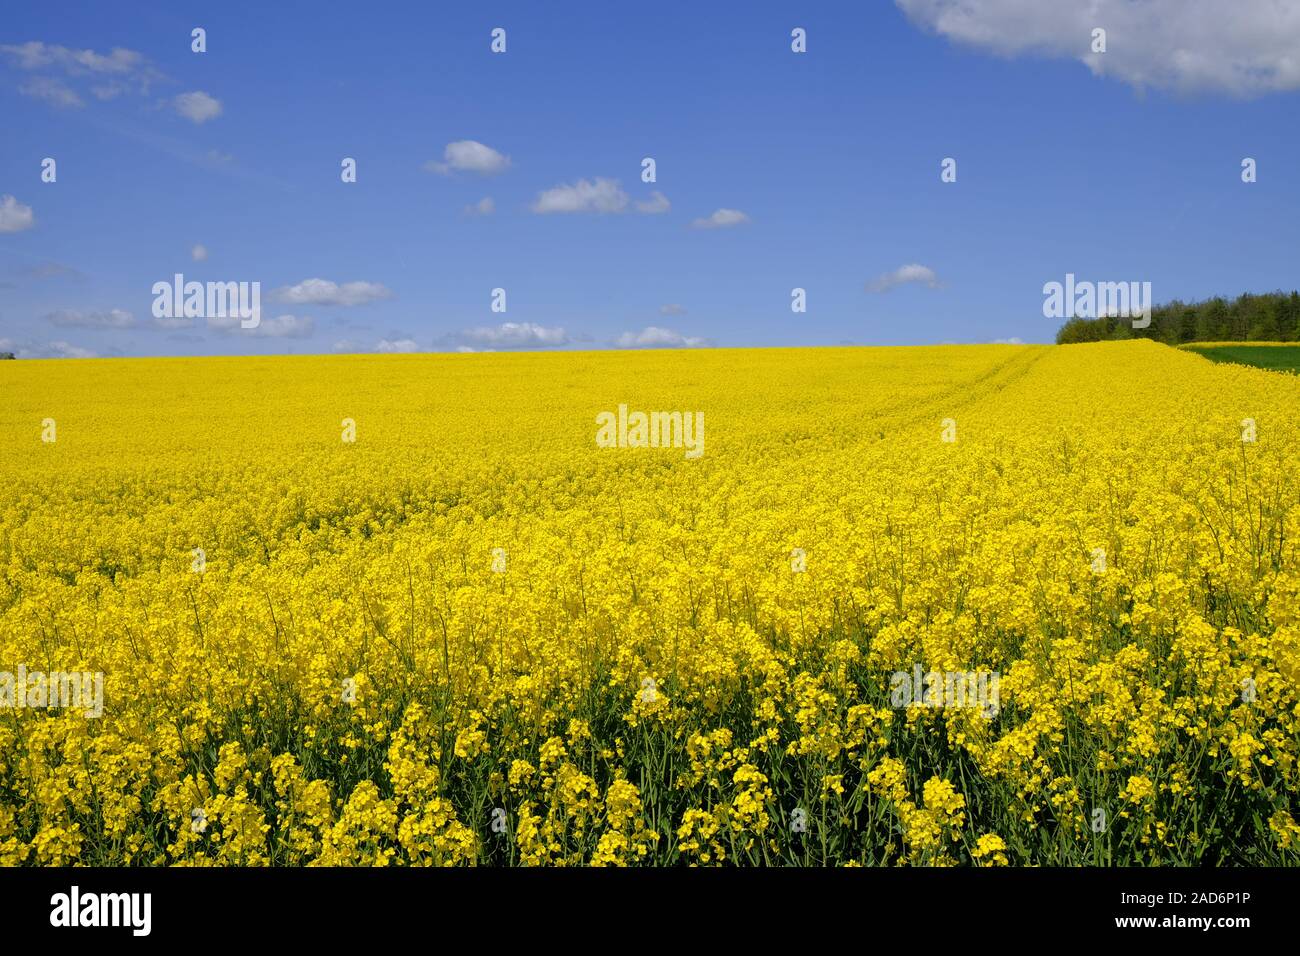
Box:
2 0 1299 357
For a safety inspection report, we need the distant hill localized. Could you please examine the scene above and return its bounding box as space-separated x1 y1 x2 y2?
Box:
1056 290 1300 345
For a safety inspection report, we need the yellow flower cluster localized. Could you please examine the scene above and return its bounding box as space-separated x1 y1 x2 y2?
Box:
1 340 1297 865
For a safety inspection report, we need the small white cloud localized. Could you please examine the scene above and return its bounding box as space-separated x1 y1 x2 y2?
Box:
464 197 495 217
614 326 710 349
425 140 511 176
272 278 393 307
0 195 35 233
45 308 135 329
659 303 687 316
208 313 314 338
992 336 1025 345
42 340 97 359
531 178 628 215
867 263 942 292
19 77 83 108
375 337 420 353
636 191 671 214
458 322 568 349
191 243 208 262
173 91 222 124
690 208 750 229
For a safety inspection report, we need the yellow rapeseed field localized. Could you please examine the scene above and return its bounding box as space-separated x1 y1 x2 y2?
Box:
1 340 1298 865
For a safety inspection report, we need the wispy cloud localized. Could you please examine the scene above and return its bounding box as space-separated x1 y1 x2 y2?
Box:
1 41 163 107
77 114 288 188
271 279 393 307
14 261 79 280
690 208 750 229
45 308 135 329
867 263 942 292
1 41 144 75
374 337 420 353
19 76 83 108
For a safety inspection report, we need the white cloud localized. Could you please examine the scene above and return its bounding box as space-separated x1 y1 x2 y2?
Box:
992 336 1025 345
690 208 750 229
531 178 628 215
46 340 97 358
464 197 495 217
375 337 420 353
867 263 942 292
636 191 671 214
45 308 135 329
0 195 35 233
19 76 83 108
271 278 393 307
896 0 1300 97
659 303 687 316
173 91 222 124
425 140 511 176
207 313 314 338
458 322 569 349
614 326 710 349
191 243 208 262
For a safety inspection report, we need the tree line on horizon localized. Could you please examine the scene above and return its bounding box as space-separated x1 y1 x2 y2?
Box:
1056 290 1300 345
